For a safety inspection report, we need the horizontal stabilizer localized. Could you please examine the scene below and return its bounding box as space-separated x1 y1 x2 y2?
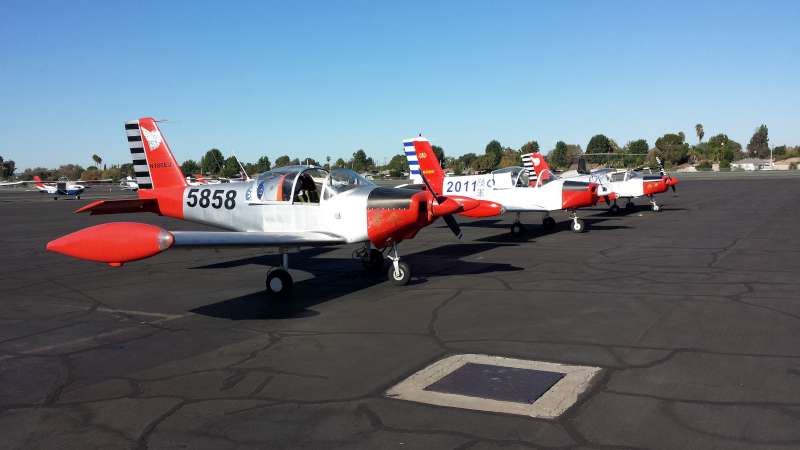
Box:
75 199 161 215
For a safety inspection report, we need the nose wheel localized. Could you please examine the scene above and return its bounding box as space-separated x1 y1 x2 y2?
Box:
568 210 586 233
265 254 293 299
386 242 411 286
648 196 661 212
609 202 620 214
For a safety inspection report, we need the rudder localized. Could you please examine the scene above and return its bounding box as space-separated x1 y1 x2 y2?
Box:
125 118 186 191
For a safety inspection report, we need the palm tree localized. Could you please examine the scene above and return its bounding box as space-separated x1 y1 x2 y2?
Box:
695 124 704 143
92 154 102 167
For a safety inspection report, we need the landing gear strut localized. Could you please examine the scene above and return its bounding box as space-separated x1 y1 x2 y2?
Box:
609 201 621 215
510 212 525 236
568 210 586 233
265 253 293 299
648 195 661 212
386 242 411 286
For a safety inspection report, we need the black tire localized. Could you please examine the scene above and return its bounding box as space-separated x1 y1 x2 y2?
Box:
571 218 586 233
388 262 411 286
510 222 525 236
542 217 556 231
76 195 81 199
625 201 635 212
609 204 621 214
265 268 293 299
362 249 385 273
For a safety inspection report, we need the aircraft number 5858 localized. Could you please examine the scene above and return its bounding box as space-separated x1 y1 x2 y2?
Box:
186 188 236 209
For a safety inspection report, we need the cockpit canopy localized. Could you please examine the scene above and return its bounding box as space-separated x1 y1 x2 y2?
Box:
491 166 530 187
251 166 373 203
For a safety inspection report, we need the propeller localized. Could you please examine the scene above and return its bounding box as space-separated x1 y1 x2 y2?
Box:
418 172 463 239
656 157 678 193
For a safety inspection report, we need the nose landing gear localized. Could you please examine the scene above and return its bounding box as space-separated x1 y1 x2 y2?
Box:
568 210 586 233
648 196 661 212
387 242 411 286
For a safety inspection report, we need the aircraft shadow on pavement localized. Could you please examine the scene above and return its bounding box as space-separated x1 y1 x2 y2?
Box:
190 242 522 321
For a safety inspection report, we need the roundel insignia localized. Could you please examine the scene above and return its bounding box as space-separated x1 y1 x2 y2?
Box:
257 182 265 199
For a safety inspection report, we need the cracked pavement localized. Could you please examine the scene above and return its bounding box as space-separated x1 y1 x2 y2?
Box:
1 176 799 449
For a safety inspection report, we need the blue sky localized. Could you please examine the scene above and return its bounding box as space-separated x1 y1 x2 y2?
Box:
1 0 798 169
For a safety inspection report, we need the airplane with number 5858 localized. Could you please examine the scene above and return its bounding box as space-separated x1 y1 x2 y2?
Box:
45 117 497 298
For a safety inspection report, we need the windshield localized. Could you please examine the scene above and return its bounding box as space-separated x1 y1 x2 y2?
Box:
535 169 557 187
324 169 374 199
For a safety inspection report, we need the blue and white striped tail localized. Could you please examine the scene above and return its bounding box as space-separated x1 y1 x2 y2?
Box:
403 139 422 184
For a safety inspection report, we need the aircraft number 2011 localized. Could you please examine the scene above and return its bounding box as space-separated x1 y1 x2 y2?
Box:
445 180 480 193
186 188 237 209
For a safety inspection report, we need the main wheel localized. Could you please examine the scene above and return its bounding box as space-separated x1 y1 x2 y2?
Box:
76 195 81 199
265 268 293 299
388 262 411 286
510 222 525 236
542 217 556 232
625 201 635 212
609 204 621 214
362 249 385 273
571 218 586 233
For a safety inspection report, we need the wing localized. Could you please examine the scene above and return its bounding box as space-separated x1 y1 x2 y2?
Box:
170 231 347 247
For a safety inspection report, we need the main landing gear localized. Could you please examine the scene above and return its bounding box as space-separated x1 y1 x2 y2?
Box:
265 253 293 299
568 210 586 233
609 201 621 215
510 213 526 236
648 195 661 212
355 242 412 286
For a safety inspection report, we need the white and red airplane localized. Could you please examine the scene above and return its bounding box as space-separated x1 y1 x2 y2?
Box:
32 176 88 199
404 137 603 235
522 153 679 213
46 118 491 297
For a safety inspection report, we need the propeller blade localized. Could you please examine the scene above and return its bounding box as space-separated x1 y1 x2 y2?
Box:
442 214 463 240
418 172 443 204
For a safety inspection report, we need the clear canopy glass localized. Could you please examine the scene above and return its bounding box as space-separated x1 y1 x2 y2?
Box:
252 166 374 203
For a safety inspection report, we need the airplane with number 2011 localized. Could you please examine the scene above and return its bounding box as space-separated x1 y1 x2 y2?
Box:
46 117 494 298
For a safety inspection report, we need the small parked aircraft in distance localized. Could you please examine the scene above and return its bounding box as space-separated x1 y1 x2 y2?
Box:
404 137 604 235
523 154 678 212
47 118 493 297
119 176 139 191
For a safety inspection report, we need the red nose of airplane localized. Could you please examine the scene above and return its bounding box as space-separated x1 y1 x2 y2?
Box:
47 222 174 266
430 197 464 217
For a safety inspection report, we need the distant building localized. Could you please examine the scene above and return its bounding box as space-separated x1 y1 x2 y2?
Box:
731 158 770 171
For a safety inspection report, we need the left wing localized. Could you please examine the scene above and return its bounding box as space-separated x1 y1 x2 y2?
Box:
46 222 347 266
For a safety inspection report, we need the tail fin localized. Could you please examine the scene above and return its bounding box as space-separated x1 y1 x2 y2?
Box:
403 137 444 194
33 175 46 188
521 152 550 178
124 118 187 191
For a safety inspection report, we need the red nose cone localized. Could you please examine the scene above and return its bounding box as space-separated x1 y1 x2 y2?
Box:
47 222 173 265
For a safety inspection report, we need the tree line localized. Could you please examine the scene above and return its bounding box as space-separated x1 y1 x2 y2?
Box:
4 123 797 181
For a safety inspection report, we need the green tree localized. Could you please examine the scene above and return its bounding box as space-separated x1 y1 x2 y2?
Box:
498 148 522 168
351 149 372 172
222 156 241 178
695 124 704 143
56 164 84 180
548 141 569 168
91 154 102 167
386 154 408 177
655 133 690 166
586 134 615 154
432 145 445 166
483 140 503 169
181 159 200 175
458 153 479 172
254 156 271 172
519 141 540 154
274 155 291 167
706 134 742 163
334 158 346 168
747 124 769 158
0 156 15 178
623 139 649 167
200 149 224 175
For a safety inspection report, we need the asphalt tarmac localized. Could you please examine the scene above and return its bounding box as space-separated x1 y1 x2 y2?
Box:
1 177 799 449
